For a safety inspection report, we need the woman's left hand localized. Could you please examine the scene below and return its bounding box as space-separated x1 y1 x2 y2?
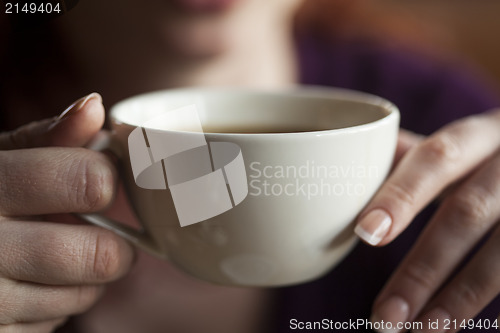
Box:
354 109 500 333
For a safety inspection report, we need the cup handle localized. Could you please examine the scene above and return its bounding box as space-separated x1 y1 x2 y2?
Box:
76 131 166 259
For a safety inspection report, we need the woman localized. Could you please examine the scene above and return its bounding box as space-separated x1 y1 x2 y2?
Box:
0 0 499 332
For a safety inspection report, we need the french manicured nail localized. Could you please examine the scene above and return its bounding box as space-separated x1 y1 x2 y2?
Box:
412 308 450 333
354 209 392 246
49 92 102 129
370 296 409 333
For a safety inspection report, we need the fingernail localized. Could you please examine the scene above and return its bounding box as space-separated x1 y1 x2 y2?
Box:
354 208 392 246
49 92 102 130
413 308 450 333
371 296 409 333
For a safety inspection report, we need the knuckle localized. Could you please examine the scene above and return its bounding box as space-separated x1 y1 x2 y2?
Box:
454 282 482 306
70 153 114 212
420 132 461 167
447 186 492 230
3 121 39 150
6 128 24 150
384 181 417 208
401 260 438 292
86 231 126 282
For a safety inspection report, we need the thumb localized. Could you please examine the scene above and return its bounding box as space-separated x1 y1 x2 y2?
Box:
0 93 105 150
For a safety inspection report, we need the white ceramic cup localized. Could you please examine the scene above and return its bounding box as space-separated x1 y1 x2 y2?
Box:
80 86 399 287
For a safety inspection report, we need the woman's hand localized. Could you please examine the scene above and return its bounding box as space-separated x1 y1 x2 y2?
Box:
0 94 135 333
355 110 500 333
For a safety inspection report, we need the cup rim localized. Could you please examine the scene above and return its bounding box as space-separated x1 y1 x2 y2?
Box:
110 86 400 137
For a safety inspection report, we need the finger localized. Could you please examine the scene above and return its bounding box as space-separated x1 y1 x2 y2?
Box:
0 147 116 216
371 151 500 327
354 110 500 246
0 93 104 150
0 279 103 325
0 221 135 285
0 318 67 333
414 225 500 333
393 129 425 167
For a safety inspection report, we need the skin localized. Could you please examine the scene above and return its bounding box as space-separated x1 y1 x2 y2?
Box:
0 0 499 332
0 96 135 332
362 110 500 333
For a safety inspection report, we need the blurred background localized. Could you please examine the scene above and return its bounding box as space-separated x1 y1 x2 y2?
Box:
297 0 500 95
2 0 500 95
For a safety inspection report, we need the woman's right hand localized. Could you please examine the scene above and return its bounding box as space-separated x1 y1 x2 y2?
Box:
0 93 135 333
